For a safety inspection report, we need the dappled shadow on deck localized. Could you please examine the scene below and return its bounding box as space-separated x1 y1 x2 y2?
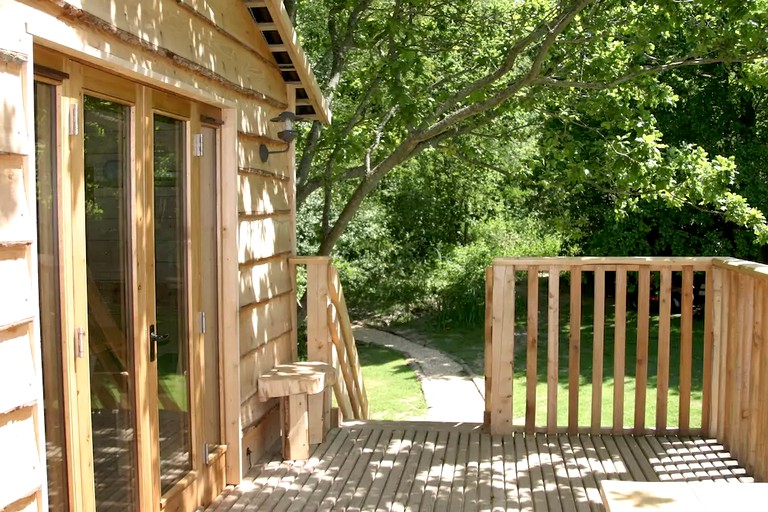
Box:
207 421 752 512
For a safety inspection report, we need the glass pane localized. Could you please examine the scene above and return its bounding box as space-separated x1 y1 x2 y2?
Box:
35 81 69 512
84 95 138 511
200 126 220 447
153 114 192 491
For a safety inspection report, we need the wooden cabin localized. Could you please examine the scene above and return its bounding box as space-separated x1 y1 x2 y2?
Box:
0 1 331 510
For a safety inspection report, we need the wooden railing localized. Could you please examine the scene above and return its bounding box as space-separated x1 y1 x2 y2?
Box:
294 257 369 421
486 255 768 480
708 258 768 481
486 257 714 436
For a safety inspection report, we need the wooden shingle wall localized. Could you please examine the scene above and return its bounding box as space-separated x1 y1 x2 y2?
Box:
0 28 46 512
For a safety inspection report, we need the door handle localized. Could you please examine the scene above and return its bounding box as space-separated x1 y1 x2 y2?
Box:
149 324 169 362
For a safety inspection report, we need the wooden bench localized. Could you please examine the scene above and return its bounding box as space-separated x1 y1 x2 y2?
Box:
257 362 335 460
601 481 768 511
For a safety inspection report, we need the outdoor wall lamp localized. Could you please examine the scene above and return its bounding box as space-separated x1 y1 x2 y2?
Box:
260 111 300 163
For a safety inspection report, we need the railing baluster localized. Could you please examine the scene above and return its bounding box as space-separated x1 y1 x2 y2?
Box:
591 268 605 431
679 266 694 434
656 268 672 433
613 269 627 433
547 266 560 433
568 267 582 434
634 269 650 434
525 267 539 433
702 268 714 436
748 279 761 476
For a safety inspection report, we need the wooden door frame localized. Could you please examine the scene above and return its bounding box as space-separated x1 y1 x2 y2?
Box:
32 44 238 510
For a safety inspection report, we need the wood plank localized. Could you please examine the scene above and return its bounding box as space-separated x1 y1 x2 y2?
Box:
526 267 539 433
556 436 592 512
461 431 481 512
0 64 27 155
756 281 768 481
524 434 549 512
493 256 713 268
0 325 37 414
0 247 34 330
710 268 725 438
0 156 32 243
325 428 384 512
490 265 515 435
569 268 582 433
679 266 694 433
541 435 576 512
738 273 754 469
434 431 462 512
513 432 534 512
356 429 405 511
417 430 449 512
477 431 492 511
489 434 506 512
0 407 40 509
634 269 651 434
702 268 714 436
548 268 560 433
613 269 627 433
484 267 493 426
725 271 740 458
390 429 427 512
500 434 519 512
591 269 606 431
746 277 761 477
448 431 470 512
656 268 672 433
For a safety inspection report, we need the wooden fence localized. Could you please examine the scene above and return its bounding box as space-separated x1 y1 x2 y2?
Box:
294 257 369 421
486 256 768 480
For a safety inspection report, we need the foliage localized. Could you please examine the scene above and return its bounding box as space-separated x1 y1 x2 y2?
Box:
427 217 563 325
294 0 768 259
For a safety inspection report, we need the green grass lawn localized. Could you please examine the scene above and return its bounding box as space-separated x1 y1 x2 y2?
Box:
388 276 706 430
356 342 428 421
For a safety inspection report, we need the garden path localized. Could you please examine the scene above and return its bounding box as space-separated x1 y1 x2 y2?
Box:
352 327 485 423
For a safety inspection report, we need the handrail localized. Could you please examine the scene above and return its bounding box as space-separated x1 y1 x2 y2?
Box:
292 256 369 421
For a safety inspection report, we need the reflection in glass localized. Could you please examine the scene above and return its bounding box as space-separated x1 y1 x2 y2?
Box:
35 81 69 512
84 95 138 511
153 114 192 491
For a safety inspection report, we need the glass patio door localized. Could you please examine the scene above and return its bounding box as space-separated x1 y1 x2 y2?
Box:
34 52 223 511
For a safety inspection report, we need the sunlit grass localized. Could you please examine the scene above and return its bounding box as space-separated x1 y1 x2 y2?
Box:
356 343 428 421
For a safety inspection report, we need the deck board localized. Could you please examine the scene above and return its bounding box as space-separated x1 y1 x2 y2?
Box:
206 421 754 512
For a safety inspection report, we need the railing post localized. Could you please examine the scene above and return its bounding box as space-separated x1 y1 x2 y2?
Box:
305 257 332 443
488 262 515 435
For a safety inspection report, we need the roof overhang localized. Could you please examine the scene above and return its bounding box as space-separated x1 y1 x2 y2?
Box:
245 0 332 124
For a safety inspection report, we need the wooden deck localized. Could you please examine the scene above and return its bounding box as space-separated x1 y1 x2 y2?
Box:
207 421 753 512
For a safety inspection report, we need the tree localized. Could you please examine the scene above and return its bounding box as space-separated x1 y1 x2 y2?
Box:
294 0 768 256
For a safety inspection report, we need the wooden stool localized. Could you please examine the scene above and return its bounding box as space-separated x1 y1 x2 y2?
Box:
257 362 335 460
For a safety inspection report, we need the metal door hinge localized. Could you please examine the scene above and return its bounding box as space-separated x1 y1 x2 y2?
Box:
75 327 85 358
193 133 204 156
200 311 206 334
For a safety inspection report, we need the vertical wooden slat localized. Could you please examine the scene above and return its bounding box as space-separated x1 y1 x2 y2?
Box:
490 264 515 435
547 267 559 433
702 267 714 436
634 269 650 434
757 280 768 481
525 267 539 433
748 279 762 477
717 269 730 438
591 269 605 431
306 260 331 444
613 269 627 433
738 273 754 467
724 270 738 450
568 268 582 433
678 266 694 433
656 268 672 433
484 267 493 427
